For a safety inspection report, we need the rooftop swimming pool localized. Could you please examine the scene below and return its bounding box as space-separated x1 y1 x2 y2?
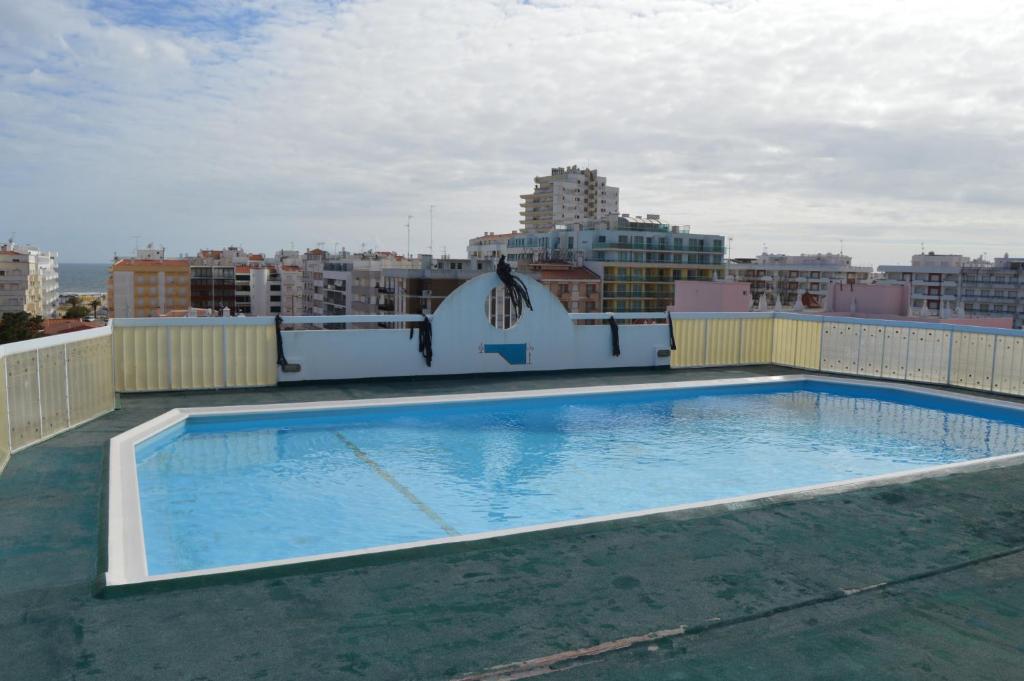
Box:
106 376 1024 586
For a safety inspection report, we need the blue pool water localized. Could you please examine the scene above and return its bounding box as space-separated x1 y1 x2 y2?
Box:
135 381 1024 575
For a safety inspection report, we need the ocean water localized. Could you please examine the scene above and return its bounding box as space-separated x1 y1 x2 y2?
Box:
134 381 1024 575
59 262 109 294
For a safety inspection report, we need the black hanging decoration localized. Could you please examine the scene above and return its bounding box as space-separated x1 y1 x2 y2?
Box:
609 315 621 357
496 255 533 317
274 314 289 367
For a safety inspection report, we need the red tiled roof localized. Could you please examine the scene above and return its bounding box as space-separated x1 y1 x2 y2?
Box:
536 266 600 281
112 258 191 268
42 319 103 336
236 265 251 273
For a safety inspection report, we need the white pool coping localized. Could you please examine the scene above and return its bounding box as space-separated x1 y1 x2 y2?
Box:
104 374 1024 589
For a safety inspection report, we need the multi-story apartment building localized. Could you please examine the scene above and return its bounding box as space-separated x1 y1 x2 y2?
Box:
277 265 303 316
108 247 191 318
323 260 352 316
0 243 59 318
381 256 492 315
498 214 723 313
470 214 725 312
957 255 1024 327
523 262 602 313
300 248 328 315
729 253 871 309
190 264 235 312
520 166 619 232
467 231 515 260
877 253 968 317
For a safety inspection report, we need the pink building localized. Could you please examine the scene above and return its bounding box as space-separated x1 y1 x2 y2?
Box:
826 282 911 316
823 282 1012 328
670 281 751 313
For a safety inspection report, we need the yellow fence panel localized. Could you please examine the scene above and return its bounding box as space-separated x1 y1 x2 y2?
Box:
67 335 115 426
170 326 225 390
669 319 706 368
856 326 886 378
771 318 795 366
792 320 822 370
774 318 821 369
906 328 951 384
706 319 741 366
37 346 70 439
225 324 276 387
6 351 42 451
739 318 773 364
880 327 909 380
993 336 1024 396
113 326 169 392
950 332 996 391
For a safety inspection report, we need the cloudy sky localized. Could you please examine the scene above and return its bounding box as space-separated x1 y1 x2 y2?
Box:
2 0 1022 266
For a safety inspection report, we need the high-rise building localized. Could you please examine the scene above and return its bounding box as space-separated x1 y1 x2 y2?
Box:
108 247 191 318
520 166 619 232
729 253 872 309
0 242 59 318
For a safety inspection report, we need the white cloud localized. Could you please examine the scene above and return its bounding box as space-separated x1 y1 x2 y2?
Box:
0 0 1022 264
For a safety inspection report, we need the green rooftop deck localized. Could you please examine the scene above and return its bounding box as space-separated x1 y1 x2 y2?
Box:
2 367 1024 680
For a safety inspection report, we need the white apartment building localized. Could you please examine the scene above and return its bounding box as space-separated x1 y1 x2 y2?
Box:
467 231 515 260
520 166 619 232
728 253 871 309
877 253 969 317
0 243 60 318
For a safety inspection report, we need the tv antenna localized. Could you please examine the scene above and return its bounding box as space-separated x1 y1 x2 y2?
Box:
406 215 413 259
429 205 435 256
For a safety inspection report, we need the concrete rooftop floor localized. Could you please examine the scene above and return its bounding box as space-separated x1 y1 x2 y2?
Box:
2 366 1024 680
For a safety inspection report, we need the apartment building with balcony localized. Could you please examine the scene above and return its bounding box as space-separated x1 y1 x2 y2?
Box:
467 231 515 260
323 260 352 316
108 247 191 318
729 253 872 309
520 166 619 232
958 255 1024 328
469 214 725 313
0 243 59 318
523 262 602 313
381 255 493 316
190 264 236 312
878 253 969 318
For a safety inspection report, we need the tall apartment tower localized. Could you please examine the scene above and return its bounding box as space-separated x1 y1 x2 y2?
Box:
0 242 60 318
520 166 619 232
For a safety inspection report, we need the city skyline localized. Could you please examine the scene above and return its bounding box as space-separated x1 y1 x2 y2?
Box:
3 1 1023 266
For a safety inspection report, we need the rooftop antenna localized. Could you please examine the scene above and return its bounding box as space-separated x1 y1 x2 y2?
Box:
840 239 844 255
132 235 141 253
406 215 413 259
429 205 435 256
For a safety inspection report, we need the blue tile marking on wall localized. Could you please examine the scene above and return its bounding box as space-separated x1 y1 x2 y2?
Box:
483 343 529 365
